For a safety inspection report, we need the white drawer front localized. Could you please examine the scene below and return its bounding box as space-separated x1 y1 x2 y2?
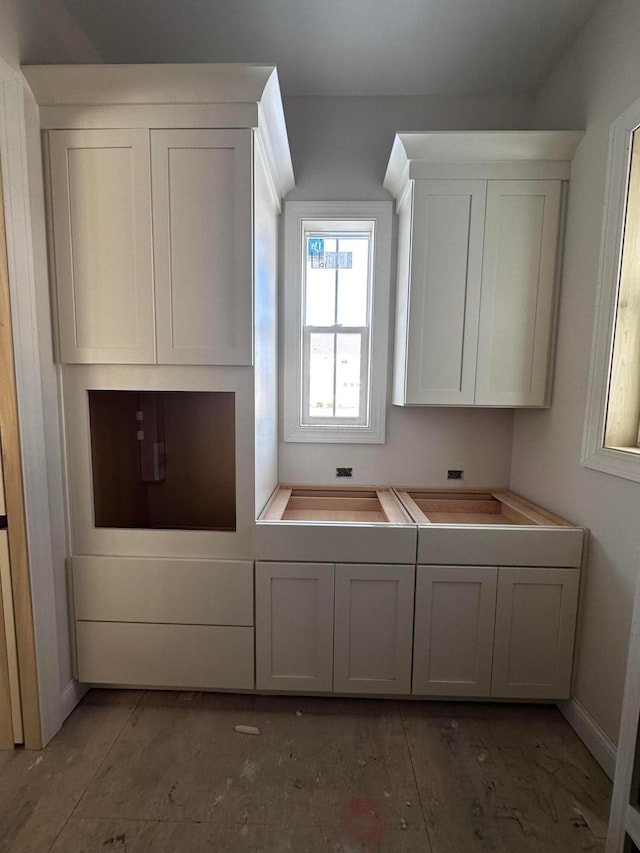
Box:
73 556 253 625
76 621 254 690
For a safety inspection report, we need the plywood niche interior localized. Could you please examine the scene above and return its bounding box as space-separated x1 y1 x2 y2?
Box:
88 390 235 531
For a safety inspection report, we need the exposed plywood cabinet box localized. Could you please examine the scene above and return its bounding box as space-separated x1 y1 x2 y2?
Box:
384 131 583 408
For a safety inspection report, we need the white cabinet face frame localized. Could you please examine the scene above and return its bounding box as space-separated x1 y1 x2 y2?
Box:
333 563 415 694
401 180 486 405
62 364 256 560
151 129 253 366
491 567 579 699
255 561 334 692
48 129 156 364
475 180 562 407
413 565 497 697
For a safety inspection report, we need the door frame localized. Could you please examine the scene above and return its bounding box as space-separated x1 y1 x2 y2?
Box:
0 59 81 747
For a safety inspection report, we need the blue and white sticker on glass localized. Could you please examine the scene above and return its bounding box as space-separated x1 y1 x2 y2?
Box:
307 237 324 258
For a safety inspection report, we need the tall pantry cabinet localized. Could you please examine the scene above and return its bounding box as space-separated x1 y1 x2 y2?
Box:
384 131 584 407
23 64 294 690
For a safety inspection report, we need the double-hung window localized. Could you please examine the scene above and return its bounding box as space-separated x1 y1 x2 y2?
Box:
283 203 391 443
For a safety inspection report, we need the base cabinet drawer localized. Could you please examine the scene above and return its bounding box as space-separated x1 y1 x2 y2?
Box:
73 556 254 626
413 565 497 696
76 622 254 690
491 567 579 699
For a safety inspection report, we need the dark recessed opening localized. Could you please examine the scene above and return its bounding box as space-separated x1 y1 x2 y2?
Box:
88 390 235 531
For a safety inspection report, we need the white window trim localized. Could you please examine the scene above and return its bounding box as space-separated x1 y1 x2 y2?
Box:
283 201 391 443
582 96 640 482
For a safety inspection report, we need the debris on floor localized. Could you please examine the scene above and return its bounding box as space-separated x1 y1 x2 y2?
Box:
234 724 261 736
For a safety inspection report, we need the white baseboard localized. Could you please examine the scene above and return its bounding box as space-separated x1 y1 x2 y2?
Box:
60 678 89 723
558 697 617 780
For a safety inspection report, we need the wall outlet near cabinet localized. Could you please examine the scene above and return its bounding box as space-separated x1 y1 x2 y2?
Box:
447 469 464 480
336 467 353 478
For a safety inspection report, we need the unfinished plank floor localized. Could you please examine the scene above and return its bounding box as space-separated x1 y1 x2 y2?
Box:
0 690 611 852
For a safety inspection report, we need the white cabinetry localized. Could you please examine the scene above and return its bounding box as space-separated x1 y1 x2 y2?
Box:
413 565 497 696
491 567 580 699
48 126 253 366
384 132 583 407
48 129 155 364
255 561 415 695
255 561 334 692
334 563 414 694
413 564 580 700
151 129 252 365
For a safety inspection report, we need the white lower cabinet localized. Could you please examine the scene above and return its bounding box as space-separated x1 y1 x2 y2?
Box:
413 565 580 700
334 563 415 695
413 565 497 696
255 562 415 695
491 567 580 699
255 562 334 692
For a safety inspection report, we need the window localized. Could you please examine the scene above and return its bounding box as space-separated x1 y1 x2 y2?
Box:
583 98 640 481
283 202 391 443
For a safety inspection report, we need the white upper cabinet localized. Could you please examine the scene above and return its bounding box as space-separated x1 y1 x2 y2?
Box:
152 129 252 365
476 180 562 406
30 64 295 367
384 131 583 408
49 129 155 364
396 180 485 405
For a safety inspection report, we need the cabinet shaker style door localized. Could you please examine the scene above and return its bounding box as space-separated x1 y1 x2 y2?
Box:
151 129 253 366
476 180 562 406
49 129 155 364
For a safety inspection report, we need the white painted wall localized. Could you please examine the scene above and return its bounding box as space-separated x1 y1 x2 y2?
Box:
279 94 532 488
0 0 100 743
511 0 640 747
0 0 100 69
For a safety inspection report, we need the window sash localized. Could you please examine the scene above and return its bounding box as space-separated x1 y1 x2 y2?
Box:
301 325 370 426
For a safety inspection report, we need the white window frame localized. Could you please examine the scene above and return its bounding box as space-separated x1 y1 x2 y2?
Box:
582 96 640 482
283 202 391 443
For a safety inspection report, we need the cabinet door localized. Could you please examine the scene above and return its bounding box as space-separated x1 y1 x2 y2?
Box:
334 564 414 694
402 180 486 404
49 129 155 364
413 565 497 697
492 567 579 699
476 180 561 406
255 562 334 692
151 129 253 365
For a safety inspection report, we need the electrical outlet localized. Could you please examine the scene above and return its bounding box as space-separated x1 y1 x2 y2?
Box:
336 467 353 478
447 469 464 480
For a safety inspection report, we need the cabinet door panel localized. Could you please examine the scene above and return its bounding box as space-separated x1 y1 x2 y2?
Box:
476 180 561 406
152 129 252 365
413 565 497 696
334 564 414 694
255 562 334 692
492 567 579 699
404 180 485 404
49 129 155 364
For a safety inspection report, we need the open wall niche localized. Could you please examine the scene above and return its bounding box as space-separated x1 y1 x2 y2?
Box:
88 390 235 531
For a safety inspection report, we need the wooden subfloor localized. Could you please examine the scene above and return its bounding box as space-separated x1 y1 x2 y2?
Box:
0 690 611 852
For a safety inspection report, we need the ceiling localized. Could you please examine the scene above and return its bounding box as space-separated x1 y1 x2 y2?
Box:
58 0 601 97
